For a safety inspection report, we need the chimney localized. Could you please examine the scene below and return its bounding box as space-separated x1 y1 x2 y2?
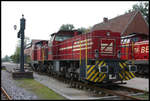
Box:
103 17 108 23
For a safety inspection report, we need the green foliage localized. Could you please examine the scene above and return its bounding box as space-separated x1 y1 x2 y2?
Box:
10 37 31 63
24 54 31 64
10 46 20 63
77 26 92 34
125 1 149 23
133 93 149 100
58 23 92 34
59 24 75 31
2 55 10 62
85 26 92 33
77 27 87 33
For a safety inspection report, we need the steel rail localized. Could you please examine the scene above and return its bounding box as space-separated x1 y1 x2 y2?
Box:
69 81 145 100
92 87 144 100
1 87 12 100
115 85 149 94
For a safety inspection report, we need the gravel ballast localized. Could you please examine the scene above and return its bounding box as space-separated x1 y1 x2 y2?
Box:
1 63 38 100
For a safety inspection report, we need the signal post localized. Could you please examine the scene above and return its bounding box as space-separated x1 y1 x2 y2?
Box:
12 14 33 79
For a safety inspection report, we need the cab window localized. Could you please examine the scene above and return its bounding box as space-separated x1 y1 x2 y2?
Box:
126 39 130 43
55 34 73 41
131 37 139 42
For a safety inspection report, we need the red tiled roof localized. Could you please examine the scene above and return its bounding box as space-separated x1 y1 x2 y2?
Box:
91 11 149 36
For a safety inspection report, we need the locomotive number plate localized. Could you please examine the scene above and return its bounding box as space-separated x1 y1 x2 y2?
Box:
101 39 115 55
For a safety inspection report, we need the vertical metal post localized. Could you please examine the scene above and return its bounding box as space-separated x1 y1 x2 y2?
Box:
85 36 88 65
19 14 26 72
20 30 24 72
131 41 135 65
126 43 128 60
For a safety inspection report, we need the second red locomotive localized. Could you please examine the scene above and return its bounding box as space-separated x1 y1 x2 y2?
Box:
121 33 149 75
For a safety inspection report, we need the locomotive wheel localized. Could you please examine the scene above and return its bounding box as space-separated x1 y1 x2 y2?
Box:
42 65 47 72
37 64 41 72
31 65 34 71
33 64 38 72
47 65 51 74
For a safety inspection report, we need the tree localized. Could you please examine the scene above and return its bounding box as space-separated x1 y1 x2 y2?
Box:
10 37 30 63
10 45 20 63
59 24 75 31
85 26 92 33
59 24 92 34
125 1 149 23
77 27 87 33
77 26 92 34
2 55 10 62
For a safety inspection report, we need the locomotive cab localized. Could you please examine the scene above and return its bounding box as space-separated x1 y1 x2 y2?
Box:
48 30 81 60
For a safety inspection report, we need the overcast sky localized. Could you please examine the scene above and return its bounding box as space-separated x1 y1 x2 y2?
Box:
2 1 139 58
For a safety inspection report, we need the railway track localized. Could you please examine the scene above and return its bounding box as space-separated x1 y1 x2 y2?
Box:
36 71 148 100
1 87 12 100
63 79 148 100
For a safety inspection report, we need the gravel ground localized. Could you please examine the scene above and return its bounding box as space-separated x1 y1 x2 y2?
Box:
1 63 38 100
2 62 19 72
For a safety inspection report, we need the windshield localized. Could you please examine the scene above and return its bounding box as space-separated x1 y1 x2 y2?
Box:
55 35 73 41
121 38 131 44
131 37 139 42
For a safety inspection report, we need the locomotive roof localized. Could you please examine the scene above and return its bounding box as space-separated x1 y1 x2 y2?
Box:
51 30 82 36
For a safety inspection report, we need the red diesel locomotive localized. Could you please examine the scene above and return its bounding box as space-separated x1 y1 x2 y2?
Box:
27 30 137 83
121 33 149 75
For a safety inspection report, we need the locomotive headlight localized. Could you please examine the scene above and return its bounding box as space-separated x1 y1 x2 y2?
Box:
95 49 99 59
106 32 110 36
117 50 121 59
128 65 137 72
99 65 108 73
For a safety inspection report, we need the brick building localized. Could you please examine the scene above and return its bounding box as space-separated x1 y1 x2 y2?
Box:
91 11 149 36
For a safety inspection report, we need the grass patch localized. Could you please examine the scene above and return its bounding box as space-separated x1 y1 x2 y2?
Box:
132 93 149 100
15 78 66 100
1 66 6 70
2 68 6 70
